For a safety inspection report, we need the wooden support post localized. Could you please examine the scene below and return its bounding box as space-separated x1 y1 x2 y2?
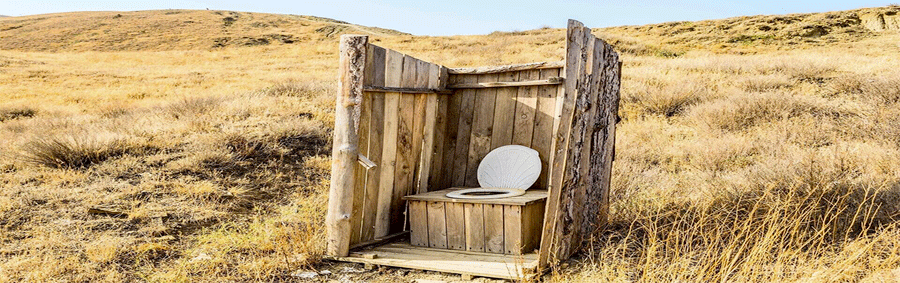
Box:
327 35 368 257
536 19 620 271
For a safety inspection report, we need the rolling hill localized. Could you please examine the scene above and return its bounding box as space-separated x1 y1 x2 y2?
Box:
1 6 900 282
0 6 898 54
0 10 407 52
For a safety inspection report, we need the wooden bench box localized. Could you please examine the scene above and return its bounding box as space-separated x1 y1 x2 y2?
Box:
403 188 547 255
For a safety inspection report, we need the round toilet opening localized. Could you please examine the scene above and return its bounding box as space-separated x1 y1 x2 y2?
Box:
461 190 506 196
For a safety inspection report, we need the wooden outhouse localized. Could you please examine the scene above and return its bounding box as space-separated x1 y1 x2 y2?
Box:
324 20 621 280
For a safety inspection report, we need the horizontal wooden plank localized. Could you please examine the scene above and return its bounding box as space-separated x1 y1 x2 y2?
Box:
403 188 548 206
329 242 540 280
377 242 539 262
363 86 452 94
447 77 563 89
348 231 410 251
448 61 565 75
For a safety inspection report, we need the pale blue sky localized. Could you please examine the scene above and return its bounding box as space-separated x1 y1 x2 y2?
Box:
1 1 894 35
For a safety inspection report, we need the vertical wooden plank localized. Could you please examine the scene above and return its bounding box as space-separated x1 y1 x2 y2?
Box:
421 65 446 192
522 200 546 253
415 60 430 86
440 74 462 189
483 204 505 254
410 93 427 193
584 44 620 242
391 56 418 234
427 202 448 249
410 60 430 195
360 45 386 242
374 49 403 238
445 203 467 250
490 71 518 149
452 75 477 187
464 203 485 252
409 201 429 247
503 205 523 255
562 35 600 252
326 35 367 257
513 70 539 148
349 91 371 245
577 39 606 242
465 73 499 187
532 68 560 190
540 19 586 268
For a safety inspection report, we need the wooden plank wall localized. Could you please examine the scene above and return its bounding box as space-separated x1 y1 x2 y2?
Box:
347 43 450 248
538 20 621 268
438 68 563 190
331 20 621 264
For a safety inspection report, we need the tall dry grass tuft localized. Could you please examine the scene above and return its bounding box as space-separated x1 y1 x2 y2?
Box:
688 92 857 131
0 106 36 122
830 74 900 104
21 133 151 169
624 78 708 117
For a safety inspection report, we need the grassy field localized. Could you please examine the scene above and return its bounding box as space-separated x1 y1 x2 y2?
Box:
2 6 900 282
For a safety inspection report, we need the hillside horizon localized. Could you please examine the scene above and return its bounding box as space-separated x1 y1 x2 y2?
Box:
0 6 897 53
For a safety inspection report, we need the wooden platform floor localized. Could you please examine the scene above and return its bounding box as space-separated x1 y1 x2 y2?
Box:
328 242 540 280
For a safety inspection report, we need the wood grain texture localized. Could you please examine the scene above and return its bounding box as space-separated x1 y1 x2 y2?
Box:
447 77 562 89
490 71 518 149
374 49 403 238
427 201 448 249
532 68 559 190
513 70 539 148
583 43 620 242
465 74 498 187
335 242 540 280
427 67 450 191
445 203 466 250
416 64 440 193
409 200 428 247
537 20 621 269
361 92 385 242
464 203 485 252
391 55 418 234
349 89 371 245
522 200 546 254
440 74 463 189
540 19 586 267
327 35 367 257
362 85 451 94
410 92 427 194
451 74 477 187
448 61 564 74
483 204 505 254
503 205 523 255
560 34 600 253
577 39 605 243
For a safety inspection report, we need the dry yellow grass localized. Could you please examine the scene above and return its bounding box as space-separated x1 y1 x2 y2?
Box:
2 6 900 282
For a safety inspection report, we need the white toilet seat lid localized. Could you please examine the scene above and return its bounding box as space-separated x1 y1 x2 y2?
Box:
445 188 526 199
477 145 542 190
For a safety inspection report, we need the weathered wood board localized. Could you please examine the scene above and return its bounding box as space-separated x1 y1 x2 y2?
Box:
404 189 546 255
327 18 621 276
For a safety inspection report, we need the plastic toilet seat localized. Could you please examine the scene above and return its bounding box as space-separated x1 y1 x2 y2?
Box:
445 188 527 199
445 145 541 199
